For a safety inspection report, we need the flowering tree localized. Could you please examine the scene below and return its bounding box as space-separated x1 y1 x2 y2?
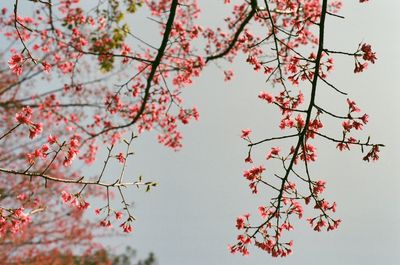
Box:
0 0 382 260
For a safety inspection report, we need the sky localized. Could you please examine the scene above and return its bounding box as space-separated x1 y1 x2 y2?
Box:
8 1 400 264
105 1 400 265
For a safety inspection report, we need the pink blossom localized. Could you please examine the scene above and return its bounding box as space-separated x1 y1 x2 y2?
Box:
8 54 24 76
116 153 125 164
100 219 112 228
41 61 52 73
342 120 352 132
360 114 369 124
258 91 274 103
61 191 73 203
347 98 361 113
48 134 58 145
361 43 376 63
266 147 280 160
241 129 252 139
115 211 123 220
235 216 246 230
28 123 43 139
243 165 265 181
15 107 33 124
120 222 133 233
224 70 234 81
244 154 253 163
313 180 326 195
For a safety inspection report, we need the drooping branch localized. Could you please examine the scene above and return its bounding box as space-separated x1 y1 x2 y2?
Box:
206 0 258 62
86 0 179 139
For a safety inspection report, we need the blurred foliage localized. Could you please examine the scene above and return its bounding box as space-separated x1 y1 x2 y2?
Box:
68 0 144 72
17 247 156 265
72 246 157 265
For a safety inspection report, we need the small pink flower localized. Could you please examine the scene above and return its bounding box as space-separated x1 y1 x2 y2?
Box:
258 206 268 219
266 147 280 160
295 114 305 129
100 219 112 228
336 142 349 151
115 211 123 220
76 200 90 210
244 155 253 163
258 91 274 103
223 70 234 81
342 120 352 132
243 165 265 182
17 193 28 201
120 222 133 233
29 123 43 139
354 62 368 73
235 216 246 230
8 54 24 76
42 61 52 73
15 107 33 124
48 134 58 145
61 191 72 203
360 113 369 124
331 202 337 212
116 153 125 164
352 120 363 130
241 129 251 139
347 98 361 113
361 43 376 63
313 180 326 195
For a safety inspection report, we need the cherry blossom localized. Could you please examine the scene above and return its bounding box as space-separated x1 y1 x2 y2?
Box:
0 0 383 260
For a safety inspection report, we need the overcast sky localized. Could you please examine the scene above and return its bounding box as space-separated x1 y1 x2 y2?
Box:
11 0 400 264
103 1 400 265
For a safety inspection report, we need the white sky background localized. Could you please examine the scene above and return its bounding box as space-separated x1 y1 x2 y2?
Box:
8 0 400 264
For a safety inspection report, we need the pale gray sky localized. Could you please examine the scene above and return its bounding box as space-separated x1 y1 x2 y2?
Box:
9 1 400 264
107 1 400 264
